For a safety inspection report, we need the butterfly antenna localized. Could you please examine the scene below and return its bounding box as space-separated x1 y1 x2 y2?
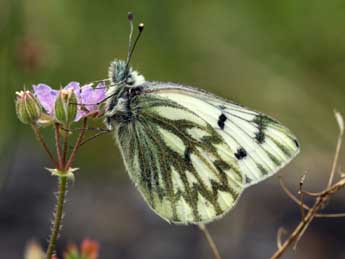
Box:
125 13 144 76
126 12 134 64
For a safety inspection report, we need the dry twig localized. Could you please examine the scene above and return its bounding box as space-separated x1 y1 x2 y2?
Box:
276 227 287 249
327 110 344 188
199 224 222 259
271 111 345 259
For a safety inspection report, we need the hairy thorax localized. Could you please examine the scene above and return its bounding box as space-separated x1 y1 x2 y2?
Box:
104 60 145 130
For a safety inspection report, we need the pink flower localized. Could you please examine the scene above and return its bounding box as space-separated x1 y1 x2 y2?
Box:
33 82 106 122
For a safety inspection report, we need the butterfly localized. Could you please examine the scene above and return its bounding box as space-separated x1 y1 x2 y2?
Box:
103 18 300 225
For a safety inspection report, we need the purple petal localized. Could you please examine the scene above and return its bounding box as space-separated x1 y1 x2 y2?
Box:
74 112 83 122
93 82 107 102
32 84 58 114
64 81 81 100
80 84 93 104
81 82 106 109
74 82 106 121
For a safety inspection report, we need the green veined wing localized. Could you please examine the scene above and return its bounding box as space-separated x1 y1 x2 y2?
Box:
110 81 299 224
114 92 245 224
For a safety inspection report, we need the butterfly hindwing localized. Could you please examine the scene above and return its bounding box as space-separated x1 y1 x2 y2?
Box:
114 93 244 224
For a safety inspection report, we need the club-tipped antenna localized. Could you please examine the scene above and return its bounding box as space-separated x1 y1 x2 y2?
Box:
125 13 144 77
126 12 134 64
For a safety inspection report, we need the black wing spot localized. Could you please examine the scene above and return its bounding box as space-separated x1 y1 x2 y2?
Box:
294 139 300 148
255 131 265 144
235 147 247 160
245 175 252 184
184 147 191 162
217 113 227 130
253 114 267 144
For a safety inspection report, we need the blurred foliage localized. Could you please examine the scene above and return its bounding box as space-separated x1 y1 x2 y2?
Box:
24 239 99 259
1 0 345 180
2 2 345 258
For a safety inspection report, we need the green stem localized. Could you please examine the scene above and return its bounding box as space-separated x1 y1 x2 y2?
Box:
46 176 68 259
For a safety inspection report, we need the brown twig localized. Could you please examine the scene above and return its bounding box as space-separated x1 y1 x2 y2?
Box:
298 174 306 220
327 111 344 188
272 178 345 258
271 111 345 258
314 212 345 218
198 224 222 259
276 227 287 249
280 177 311 212
280 178 345 218
299 190 325 197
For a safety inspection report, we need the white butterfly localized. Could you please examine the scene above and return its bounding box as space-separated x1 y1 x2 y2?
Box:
103 21 299 225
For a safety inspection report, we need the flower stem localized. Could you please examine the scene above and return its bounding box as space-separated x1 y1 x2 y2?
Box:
32 125 58 167
45 119 86 258
46 176 68 259
62 125 69 164
54 123 63 169
198 224 222 259
65 118 87 169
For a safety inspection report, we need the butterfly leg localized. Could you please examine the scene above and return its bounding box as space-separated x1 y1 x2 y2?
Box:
79 129 112 147
63 127 112 149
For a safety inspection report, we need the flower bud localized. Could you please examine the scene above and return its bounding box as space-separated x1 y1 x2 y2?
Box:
65 244 79 258
54 89 77 125
15 90 42 124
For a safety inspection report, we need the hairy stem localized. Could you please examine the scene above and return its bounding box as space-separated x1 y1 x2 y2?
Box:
46 176 68 259
199 224 222 259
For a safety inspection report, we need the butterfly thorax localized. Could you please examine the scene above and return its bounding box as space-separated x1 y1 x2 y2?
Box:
105 60 146 129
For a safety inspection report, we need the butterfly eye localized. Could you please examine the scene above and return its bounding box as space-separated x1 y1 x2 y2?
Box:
126 74 135 85
129 86 143 97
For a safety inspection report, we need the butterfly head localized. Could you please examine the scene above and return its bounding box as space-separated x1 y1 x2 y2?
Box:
108 59 145 87
108 13 145 88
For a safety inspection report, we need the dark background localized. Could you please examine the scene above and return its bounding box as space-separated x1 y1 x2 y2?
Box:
1 1 345 258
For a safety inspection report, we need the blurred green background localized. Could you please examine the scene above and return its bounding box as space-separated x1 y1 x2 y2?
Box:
1 1 345 258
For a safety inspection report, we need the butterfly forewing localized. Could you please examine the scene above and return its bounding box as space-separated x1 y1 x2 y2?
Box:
148 82 300 187
115 93 244 224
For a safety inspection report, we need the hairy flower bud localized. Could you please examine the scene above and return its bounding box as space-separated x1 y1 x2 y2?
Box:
54 88 77 125
15 90 42 124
